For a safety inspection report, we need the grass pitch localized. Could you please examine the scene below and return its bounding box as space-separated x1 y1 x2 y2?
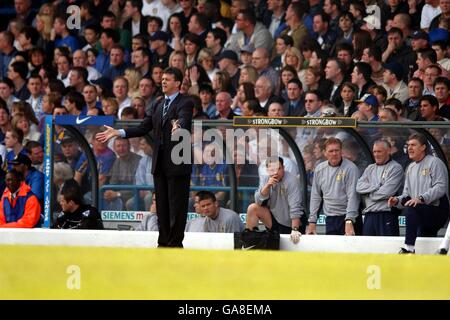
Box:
1 245 449 299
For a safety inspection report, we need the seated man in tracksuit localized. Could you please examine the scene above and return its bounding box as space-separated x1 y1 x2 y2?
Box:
308 137 361 235
186 190 244 233
389 133 450 254
0 169 41 228
356 139 404 236
53 179 104 230
246 156 304 244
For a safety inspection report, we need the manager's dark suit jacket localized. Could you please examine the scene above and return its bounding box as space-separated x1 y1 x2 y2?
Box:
124 93 194 177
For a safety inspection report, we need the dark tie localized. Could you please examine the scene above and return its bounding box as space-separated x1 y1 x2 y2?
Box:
162 98 170 119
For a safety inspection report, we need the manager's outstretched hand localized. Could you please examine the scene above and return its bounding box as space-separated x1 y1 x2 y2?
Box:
96 125 120 143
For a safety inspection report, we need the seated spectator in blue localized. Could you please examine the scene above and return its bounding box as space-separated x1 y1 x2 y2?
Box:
53 179 104 230
4 129 28 171
9 153 44 203
0 169 41 228
95 28 118 75
185 191 244 233
53 13 80 53
104 45 129 81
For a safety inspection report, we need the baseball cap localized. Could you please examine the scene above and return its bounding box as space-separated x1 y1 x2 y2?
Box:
149 31 169 42
429 28 449 44
60 133 76 144
411 30 429 41
8 153 32 168
355 94 378 109
218 50 239 63
383 62 404 81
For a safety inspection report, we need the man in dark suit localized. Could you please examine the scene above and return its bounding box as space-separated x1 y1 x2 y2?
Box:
97 68 194 247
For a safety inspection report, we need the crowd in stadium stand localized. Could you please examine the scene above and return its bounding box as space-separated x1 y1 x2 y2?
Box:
0 0 449 252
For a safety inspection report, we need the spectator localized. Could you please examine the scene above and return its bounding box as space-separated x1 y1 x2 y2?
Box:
133 47 152 79
246 156 304 242
81 24 100 52
280 2 309 50
435 77 450 119
53 13 80 53
199 83 217 118
7 61 30 101
187 12 209 43
183 32 202 67
414 48 438 82
419 94 446 121
421 0 442 32
429 0 450 31
361 46 385 86
356 139 404 236
123 0 147 37
126 137 154 211
432 41 450 72
238 65 258 85
339 82 358 117
308 137 360 235
227 9 273 54
72 50 101 82
54 179 104 230
273 35 294 72
324 58 346 107
217 50 241 93
389 133 449 254
254 76 279 111
63 91 84 116
312 12 338 56
381 27 416 81
25 141 43 173
404 77 424 120
113 77 132 118
56 53 72 87
186 190 244 232
11 113 40 144
8 153 44 203
212 91 236 119
0 31 18 80
24 75 43 121
205 28 227 65
0 169 41 228
378 107 398 121
384 98 409 121
150 31 173 69
356 94 379 121
252 48 280 94
4 129 27 170
0 78 19 110
284 79 305 116
106 137 142 210
241 99 265 116
423 64 442 95
383 62 409 103
351 62 375 99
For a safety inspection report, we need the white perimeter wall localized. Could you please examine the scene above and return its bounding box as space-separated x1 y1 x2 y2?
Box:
0 229 444 254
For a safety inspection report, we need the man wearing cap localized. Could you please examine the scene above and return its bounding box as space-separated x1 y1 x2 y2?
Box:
0 169 41 228
150 31 173 69
411 31 430 52
9 153 44 204
356 94 379 122
217 50 241 92
383 62 409 103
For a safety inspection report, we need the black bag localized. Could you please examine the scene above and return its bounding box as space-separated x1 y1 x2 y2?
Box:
234 229 280 250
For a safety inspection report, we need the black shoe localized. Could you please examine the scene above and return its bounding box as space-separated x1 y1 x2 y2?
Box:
436 248 448 255
398 247 415 254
